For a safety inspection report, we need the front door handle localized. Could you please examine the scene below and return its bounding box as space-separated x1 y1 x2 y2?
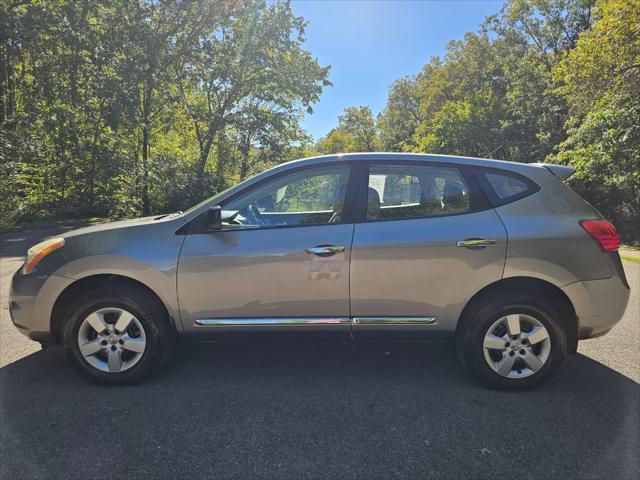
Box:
456 238 497 249
305 245 345 257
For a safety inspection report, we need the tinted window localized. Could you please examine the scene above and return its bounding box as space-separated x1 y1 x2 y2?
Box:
366 164 473 221
222 165 350 228
485 173 529 199
475 168 539 206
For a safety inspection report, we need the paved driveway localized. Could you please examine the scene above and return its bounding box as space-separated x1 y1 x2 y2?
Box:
1 227 638 479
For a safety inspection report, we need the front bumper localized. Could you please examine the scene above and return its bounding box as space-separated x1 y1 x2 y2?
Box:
562 273 631 339
9 269 70 343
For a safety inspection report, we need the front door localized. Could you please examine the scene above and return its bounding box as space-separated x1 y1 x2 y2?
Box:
349 161 507 338
177 163 354 338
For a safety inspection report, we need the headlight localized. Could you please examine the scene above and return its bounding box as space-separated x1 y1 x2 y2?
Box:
24 238 65 274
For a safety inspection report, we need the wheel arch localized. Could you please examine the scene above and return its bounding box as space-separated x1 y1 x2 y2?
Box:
50 274 176 343
457 276 578 354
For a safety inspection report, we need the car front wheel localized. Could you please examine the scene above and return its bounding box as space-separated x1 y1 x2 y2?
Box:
456 295 567 389
62 284 174 384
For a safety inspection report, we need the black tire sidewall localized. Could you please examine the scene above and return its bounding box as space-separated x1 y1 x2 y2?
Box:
62 287 173 385
457 297 567 390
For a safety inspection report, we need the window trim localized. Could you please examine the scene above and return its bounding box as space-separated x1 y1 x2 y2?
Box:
353 160 491 224
183 162 358 234
471 166 540 208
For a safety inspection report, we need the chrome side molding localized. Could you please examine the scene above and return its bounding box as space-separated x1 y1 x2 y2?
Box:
352 317 437 325
195 318 350 327
194 317 437 328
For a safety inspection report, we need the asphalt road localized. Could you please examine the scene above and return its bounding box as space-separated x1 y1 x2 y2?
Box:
1 227 638 479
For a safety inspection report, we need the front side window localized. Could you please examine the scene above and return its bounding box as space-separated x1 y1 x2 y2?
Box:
366 164 473 221
221 165 350 229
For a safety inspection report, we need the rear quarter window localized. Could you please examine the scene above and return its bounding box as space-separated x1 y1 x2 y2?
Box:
473 168 540 207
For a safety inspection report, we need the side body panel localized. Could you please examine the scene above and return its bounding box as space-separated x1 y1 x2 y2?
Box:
177 224 354 337
349 209 507 338
497 170 612 286
10 217 186 337
495 169 630 336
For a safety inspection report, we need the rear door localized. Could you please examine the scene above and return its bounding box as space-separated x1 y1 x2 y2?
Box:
349 161 507 338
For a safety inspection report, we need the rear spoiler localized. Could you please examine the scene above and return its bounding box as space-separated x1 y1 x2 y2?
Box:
531 163 576 181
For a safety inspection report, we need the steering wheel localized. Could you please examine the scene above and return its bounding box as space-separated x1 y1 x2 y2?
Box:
243 202 268 227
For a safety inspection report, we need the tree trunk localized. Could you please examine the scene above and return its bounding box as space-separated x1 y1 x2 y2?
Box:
140 38 158 215
141 124 150 214
0 40 16 124
141 86 151 215
70 1 89 108
195 135 214 196
194 121 221 197
239 142 251 181
239 155 250 181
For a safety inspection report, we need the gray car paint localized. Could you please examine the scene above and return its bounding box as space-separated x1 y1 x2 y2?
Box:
177 223 354 333
8 153 630 345
10 215 186 337
349 208 507 338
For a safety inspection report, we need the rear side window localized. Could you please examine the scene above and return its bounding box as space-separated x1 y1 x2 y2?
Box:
485 173 528 199
366 164 485 221
474 168 540 206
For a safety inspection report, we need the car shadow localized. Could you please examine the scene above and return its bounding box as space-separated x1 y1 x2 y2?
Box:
1 341 638 479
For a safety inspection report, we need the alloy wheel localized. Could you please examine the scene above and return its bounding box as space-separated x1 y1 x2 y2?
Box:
482 313 551 379
77 307 147 373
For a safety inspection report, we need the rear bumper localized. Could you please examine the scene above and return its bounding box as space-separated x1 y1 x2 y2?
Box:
562 274 631 339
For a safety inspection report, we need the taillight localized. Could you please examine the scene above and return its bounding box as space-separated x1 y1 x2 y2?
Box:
579 220 620 252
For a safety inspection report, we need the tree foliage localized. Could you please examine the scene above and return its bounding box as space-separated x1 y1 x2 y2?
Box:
316 105 378 154
1 0 638 241
318 0 638 241
0 0 327 227
550 0 640 239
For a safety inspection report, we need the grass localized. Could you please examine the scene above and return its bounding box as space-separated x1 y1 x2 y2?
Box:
620 244 640 263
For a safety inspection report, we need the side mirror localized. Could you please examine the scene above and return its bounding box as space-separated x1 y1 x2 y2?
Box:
205 206 222 231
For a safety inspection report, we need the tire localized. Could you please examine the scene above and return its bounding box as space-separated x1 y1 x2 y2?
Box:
62 284 174 385
456 294 567 390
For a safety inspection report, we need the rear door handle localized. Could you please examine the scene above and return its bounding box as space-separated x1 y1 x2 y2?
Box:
305 245 345 257
456 239 497 248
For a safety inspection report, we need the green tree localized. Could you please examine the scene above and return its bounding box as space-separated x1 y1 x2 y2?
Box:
177 0 330 198
550 0 640 240
116 0 232 213
316 105 378 154
337 105 378 151
231 99 309 181
316 127 356 154
377 76 421 151
0 0 329 228
412 32 508 158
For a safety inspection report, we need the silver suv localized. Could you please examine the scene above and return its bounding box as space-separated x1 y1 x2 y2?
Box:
9 153 630 389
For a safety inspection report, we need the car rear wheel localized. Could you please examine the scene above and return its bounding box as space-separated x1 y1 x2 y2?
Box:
456 295 567 389
62 284 174 384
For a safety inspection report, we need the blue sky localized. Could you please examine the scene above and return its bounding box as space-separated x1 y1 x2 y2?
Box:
290 0 503 140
